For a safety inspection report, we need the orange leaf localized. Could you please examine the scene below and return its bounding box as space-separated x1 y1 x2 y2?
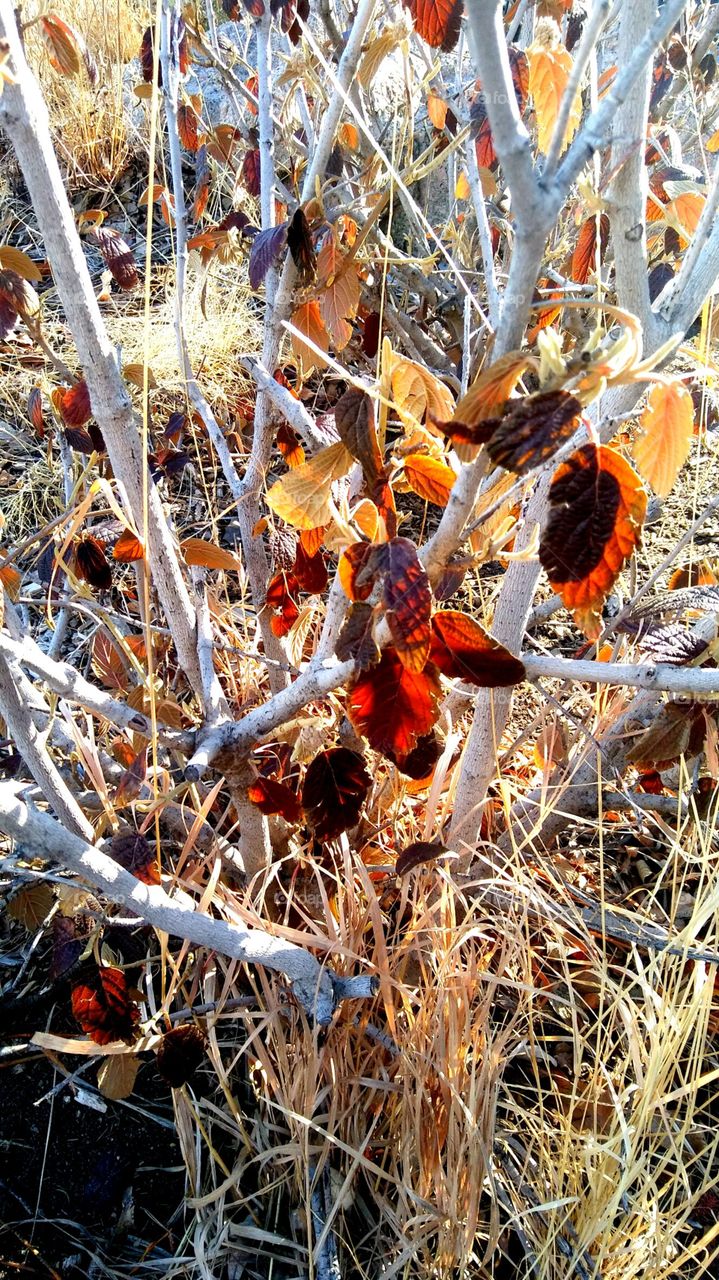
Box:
347 648 442 758
403 453 457 506
527 35 581 154
291 299 330 372
71 967 140 1045
633 380 694 498
430 610 526 686
427 90 448 130
539 444 647 639
375 538 432 672
434 352 535 457
181 537 242 571
571 214 609 284
266 441 353 530
40 13 85 76
113 529 145 562
404 0 463 50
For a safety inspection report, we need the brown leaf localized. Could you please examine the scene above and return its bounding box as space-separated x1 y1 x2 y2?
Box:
395 840 449 877
430 610 526 686
335 602 379 670
302 747 371 841
97 1055 140 1101
266 441 353 529
485 390 582 475
156 1025 206 1088
334 387 382 484
375 538 432 673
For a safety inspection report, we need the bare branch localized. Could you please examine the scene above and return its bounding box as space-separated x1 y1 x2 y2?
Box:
0 783 375 1023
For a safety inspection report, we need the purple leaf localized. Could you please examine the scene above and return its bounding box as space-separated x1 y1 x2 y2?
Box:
248 221 289 290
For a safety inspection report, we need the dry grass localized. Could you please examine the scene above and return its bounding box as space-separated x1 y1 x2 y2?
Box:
2 4 719 1279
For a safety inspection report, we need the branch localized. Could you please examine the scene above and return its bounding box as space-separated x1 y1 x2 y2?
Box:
658 157 719 335
0 628 193 749
521 652 719 696
0 1 203 700
0 783 376 1023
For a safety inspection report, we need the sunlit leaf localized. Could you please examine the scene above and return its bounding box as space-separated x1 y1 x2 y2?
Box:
395 840 449 877
484 389 582 475
247 775 302 822
374 537 432 672
71 966 141 1045
97 1055 140 1100
403 453 457 506
539 444 647 639
181 537 242 571
334 386 382 484
571 214 609 284
291 299 330 372
430 610 526 686
633 380 694 499
266 441 353 529
528 29 581 154
403 0 463 51
347 648 442 758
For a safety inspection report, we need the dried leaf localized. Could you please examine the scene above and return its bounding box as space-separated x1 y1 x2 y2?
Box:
395 840 449 876
540 444 647 639
87 228 138 290
97 1055 140 1101
266 440 353 529
403 0 463 51
0 246 42 281
528 32 581 154
430 610 526 686
8 883 54 930
291 299 330 372
156 1025 206 1088
374 538 432 672
484 389 582 475
302 747 371 841
335 602 379 670
181 537 242 571
633 381 694 498
571 214 610 284
403 453 457 506
40 13 86 77
347 648 442 758
334 387 382 484
248 221 289 290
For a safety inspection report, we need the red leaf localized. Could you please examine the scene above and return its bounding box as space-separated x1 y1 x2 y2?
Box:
194 144 210 221
156 1025 206 1088
114 746 148 807
113 528 145 562
570 213 609 285
387 732 440 779
277 421 304 467
139 26 156 83
302 747 371 841
404 0 463 51
247 775 302 822
265 570 300 636
347 648 442 758
242 147 262 197
177 102 200 153
484 390 583 475
292 541 328 594
88 228 138 290
339 541 377 602
508 45 530 113
28 387 44 438
395 840 449 877
374 537 432 672
74 535 112 590
248 222 289 290
106 829 159 885
539 444 647 638
59 379 92 427
63 425 94 452
430 610 526 686
71 967 140 1045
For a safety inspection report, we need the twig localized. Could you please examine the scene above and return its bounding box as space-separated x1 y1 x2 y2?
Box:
0 782 376 1024
543 0 612 178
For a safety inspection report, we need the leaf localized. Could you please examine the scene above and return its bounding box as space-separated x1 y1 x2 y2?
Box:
358 27 404 88
74 535 112 590
484 390 583 475
571 214 610 284
87 228 138 290
292 541 327 594
266 440 353 529
181 537 242 571
627 702 706 769
265 570 300 636
242 147 261 196
427 90 447 129
374 538 432 672
317 232 360 351
395 841 449 877
633 381 694 499
528 34 581 154
509 44 530 112
97 1055 140 1101
40 14 85 76
0 267 39 320
291 299 330 373
335 602 379 670
391 355 454 428
71 967 141 1045
302 747 371 841
347 648 442 758
139 24 156 81
539 444 647 639
105 830 159 885
403 453 457 506
387 732 441 779
248 221 289 290
338 541 377 602
334 387 382 484
114 746 147 808
113 528 145 561
0 246 42 281
177 99 201 153
58 379 92 427
434 353 534 456
430 610 526 686
247 776 302 822
8 883 54 930
287 207 316 284
404 0 463 51
27 387 44 438
156 1025 206 1088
